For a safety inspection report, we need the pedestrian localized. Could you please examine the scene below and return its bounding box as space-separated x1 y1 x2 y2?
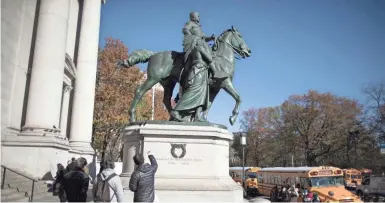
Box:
53 163 66 202
129 151 158 203
313 192 320 202
288 184 299 202
63 157 90 202
93 157 124 202
66 157 76 172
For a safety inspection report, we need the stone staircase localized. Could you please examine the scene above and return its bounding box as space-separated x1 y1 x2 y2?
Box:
1 167 57 202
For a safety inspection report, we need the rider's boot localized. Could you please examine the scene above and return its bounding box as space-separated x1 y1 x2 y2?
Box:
170 110 184 122
194 106 205 122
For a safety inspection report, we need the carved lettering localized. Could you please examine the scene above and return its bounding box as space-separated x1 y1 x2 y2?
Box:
156 157 203 166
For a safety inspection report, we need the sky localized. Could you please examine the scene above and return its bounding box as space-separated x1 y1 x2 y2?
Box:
98 0 385 132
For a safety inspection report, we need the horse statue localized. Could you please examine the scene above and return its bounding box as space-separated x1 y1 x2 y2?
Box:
116 26 251 125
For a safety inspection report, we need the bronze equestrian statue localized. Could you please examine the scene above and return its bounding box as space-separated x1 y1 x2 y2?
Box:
116 12 251 125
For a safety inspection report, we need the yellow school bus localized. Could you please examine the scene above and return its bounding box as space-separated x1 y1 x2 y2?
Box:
257 166 362 202
359 168 372 180
245 167 261 195
229 167 261 195
342 168 362 188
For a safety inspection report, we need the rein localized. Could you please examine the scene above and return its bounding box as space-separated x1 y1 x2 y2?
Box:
215 31 245 60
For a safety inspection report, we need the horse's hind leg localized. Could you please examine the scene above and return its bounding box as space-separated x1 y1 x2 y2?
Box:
160 78 176 114
129 77 160 122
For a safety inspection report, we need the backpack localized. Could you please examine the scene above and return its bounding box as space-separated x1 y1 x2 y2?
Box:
94 173 117 202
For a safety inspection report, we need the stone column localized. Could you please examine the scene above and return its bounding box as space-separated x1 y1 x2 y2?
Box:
21 0 70 136
69 0 101 153
60 85 73 138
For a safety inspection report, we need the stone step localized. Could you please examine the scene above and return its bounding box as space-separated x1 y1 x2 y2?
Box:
1 190 28 202
32 189 95 202
30 191 57 202
3 173 39 183
3 179 31 187
1 185 50 202
6 178 46 185
13 196 31 202
2 173 39 185
4 176 32 183
1 167 45 183
13 182 48 192
1 187 18 196
1 169 29 179
6 183 47 194
3 195 30 202
25 186 51 198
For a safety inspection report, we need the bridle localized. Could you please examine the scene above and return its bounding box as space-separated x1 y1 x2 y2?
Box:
217 30 247 60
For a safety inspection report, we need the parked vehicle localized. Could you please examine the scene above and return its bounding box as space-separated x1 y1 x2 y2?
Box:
229 166 261 196
356 176 385 201
342 168 362 189
257 166 362 202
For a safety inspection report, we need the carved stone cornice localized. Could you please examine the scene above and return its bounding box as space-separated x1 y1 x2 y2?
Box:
64 85 73 93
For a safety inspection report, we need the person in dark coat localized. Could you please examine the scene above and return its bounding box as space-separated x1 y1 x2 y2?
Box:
129 151 158 202
66 157 76 172
63 157 90 202
53 163 67 202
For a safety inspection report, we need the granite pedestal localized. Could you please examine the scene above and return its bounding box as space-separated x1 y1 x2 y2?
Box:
120 121 243 202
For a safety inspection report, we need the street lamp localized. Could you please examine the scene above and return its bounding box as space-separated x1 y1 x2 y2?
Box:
240 132 248 196
151 86 155 120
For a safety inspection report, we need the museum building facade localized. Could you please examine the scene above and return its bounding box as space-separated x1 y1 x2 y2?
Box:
1 0 104 177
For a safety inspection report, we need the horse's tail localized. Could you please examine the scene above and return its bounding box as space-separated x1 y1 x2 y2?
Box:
126 49 156 67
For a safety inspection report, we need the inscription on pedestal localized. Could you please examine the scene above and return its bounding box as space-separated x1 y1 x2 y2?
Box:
157 157 203 166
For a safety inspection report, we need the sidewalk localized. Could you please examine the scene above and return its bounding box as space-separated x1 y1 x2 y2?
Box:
245 196 271 202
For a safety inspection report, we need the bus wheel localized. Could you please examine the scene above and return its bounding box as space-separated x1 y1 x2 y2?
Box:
356 190 363 199
255 189 260 196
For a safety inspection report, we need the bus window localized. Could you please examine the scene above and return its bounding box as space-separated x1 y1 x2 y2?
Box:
246 172 257 179
352 175 361 179
300 177 311 188
309 176 344 187
258 174 263 183
274 175 278 184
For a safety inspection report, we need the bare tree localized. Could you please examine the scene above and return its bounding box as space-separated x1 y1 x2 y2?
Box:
363 83 385 141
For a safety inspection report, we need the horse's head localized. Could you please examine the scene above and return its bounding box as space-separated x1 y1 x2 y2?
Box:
214 26 251 59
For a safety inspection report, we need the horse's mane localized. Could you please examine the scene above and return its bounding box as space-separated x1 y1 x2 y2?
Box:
212 29 232 51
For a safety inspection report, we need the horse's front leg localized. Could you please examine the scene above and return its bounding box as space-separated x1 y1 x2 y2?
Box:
221 79 242 126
